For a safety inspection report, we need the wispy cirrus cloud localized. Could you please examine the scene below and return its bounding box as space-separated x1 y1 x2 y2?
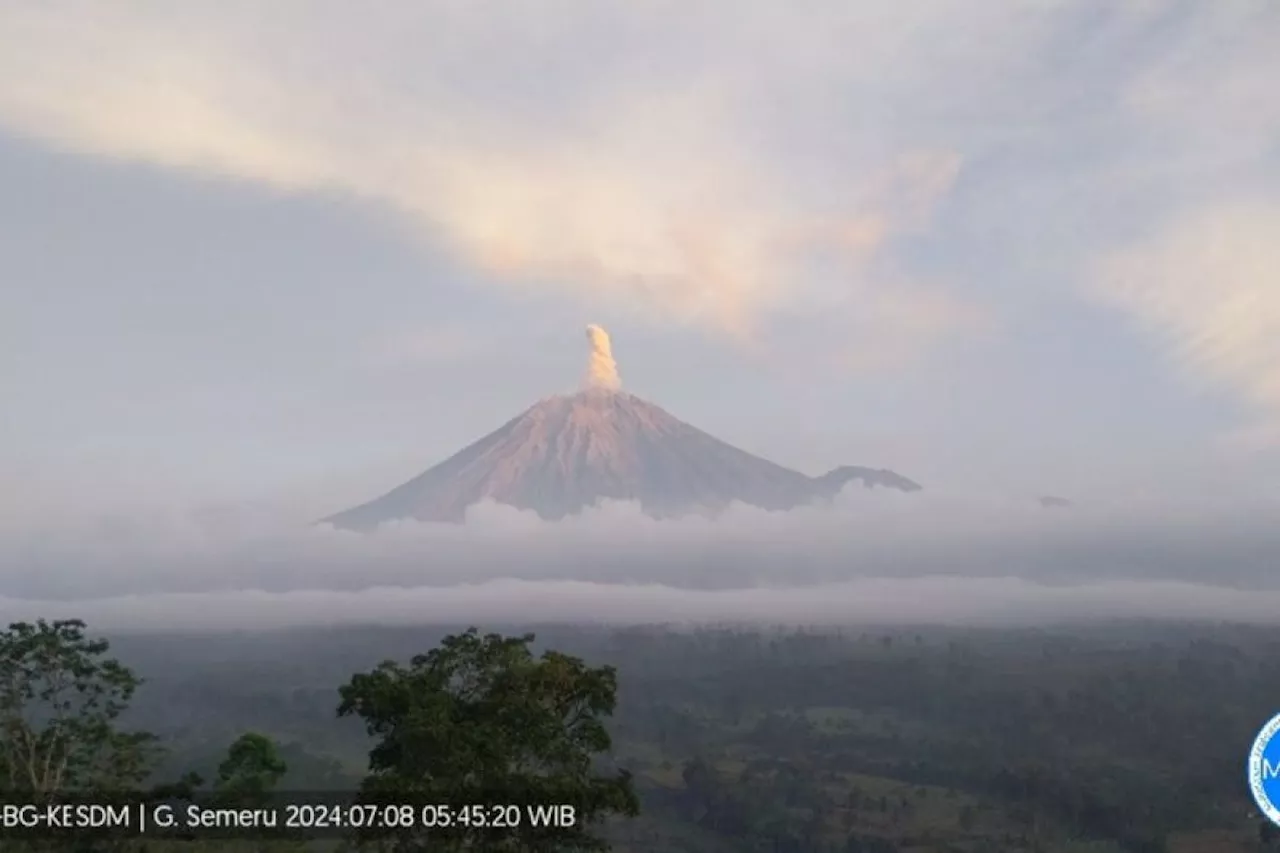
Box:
1088 2 1280 443
1095 204 1280 446
0 1 985 345
2 1 1280 444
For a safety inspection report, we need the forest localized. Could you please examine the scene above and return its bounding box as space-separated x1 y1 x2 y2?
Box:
4 618 1279 852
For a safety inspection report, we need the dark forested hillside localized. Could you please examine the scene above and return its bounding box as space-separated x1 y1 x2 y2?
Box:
98 621 1280 853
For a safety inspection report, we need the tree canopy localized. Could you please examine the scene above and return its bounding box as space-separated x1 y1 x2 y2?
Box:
0 619 157 797
338 627 639 851
214 732 288 806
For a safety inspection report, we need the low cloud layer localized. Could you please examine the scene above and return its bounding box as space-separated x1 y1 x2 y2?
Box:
2 489 1278 629
6 577 1280 634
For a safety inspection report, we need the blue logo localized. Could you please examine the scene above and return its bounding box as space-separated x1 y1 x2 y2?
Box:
1249 713 1280 826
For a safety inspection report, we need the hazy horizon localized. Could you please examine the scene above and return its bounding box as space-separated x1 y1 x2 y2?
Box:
2 2 1278 629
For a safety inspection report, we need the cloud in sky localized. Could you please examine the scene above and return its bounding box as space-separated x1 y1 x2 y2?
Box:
2 0 1280 482
8 577 1280 634
2 489 1278 626
0 1 983 342
1096 202 1280 445
1121 2 1280 170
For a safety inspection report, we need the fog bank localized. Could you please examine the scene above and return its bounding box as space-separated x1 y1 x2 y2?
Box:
3 576 1279 633
1 488 1277 628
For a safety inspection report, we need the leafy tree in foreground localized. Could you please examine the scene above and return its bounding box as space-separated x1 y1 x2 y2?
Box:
0 619 158 797
214 732 288 805
208 734 303 852
338 628 639 851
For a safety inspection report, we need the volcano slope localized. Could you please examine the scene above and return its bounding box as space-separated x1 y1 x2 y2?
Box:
322 388 920 530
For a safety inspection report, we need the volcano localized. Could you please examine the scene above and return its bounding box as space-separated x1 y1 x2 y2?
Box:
322 327 921 530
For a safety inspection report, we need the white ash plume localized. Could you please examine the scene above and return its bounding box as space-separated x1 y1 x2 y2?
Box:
584 324 621 390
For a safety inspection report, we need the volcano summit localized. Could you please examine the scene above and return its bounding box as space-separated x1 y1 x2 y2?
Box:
322 326 920 530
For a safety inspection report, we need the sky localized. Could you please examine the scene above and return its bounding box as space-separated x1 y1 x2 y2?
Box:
1 2 1279 627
